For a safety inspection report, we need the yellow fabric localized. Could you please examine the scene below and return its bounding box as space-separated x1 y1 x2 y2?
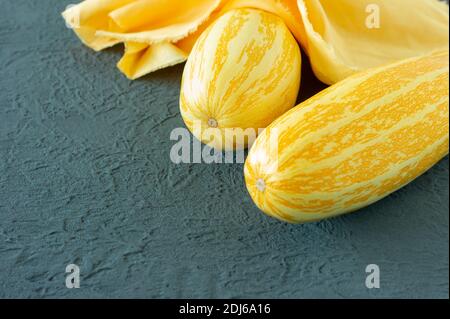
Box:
63 0 449 81
117 42 187 79
297 0 450 84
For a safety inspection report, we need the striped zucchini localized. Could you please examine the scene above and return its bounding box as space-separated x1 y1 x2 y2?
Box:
180 8 301 150
244 50 449 223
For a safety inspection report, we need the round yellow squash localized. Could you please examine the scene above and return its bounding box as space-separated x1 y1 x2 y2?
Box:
180 8 301 151
245 50 449 223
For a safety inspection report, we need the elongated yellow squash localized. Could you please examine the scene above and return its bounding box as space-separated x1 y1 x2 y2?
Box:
180 8 301 150
244 50 449 223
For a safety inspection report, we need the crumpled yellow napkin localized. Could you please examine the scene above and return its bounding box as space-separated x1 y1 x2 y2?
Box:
63 0 449 83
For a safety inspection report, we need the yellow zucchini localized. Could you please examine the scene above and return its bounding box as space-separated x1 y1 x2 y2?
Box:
244 50 449 223
180 8 301 150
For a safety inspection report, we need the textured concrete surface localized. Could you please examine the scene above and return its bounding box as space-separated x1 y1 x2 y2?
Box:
0 0 448 298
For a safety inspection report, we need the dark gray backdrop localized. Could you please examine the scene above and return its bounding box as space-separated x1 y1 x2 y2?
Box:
0 0 448 298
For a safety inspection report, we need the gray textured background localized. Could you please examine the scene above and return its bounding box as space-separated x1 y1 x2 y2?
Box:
0 0 448 299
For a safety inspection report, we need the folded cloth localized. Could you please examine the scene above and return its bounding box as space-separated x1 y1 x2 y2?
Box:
297 0 449 84
63 0 449 82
